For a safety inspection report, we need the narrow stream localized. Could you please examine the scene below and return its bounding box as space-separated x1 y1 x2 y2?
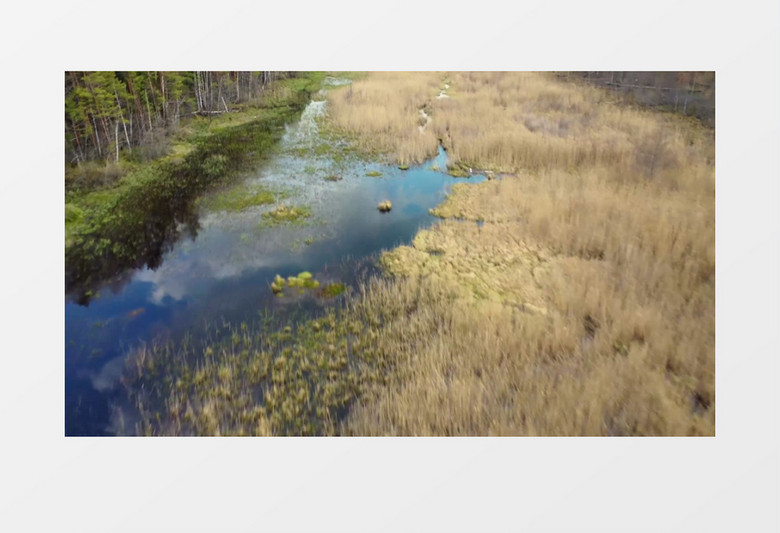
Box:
65 91 486 435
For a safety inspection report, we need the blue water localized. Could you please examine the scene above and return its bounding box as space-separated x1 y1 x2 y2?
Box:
64 100 486 435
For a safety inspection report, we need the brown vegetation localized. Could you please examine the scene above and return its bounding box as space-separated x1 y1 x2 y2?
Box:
326 72 442 165
329 72 714 435
124 72 714 436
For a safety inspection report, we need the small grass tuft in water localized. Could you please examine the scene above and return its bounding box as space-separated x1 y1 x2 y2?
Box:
365 170 382 177
319 282 346 298
272 271 320 295
324 174 342 182
446 162 471 178
261 204 312 226
398 164 410 171
377 200 392 212
270 274 286 294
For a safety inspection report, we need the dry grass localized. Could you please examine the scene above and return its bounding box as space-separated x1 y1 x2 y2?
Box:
122 72 714 436
329 72 714 435
329 72 713 176
326 72 443 165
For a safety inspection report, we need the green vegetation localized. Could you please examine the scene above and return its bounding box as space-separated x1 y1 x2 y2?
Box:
66 106 297 294
377 200 392 212
324 71 715 435
365 170 382 177
446 161 471 178
118 277 437 436
107 71 714 436
324 174 342 182
270 271 321 297
260 204 312 226
65 71 324 165
398 165 409 171
65 72 325 296
319 282 346 298
270 274 286 295
198 186 276 212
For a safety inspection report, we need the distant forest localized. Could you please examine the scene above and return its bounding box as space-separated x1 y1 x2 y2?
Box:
65 71 295 164
66 71 715 166
568 71 715 126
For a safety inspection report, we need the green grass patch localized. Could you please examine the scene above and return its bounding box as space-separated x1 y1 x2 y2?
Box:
271 271 321 297
365 170 382 177
446 161 471 178
261 204 312 227
320 282 346 298
199 186 275 212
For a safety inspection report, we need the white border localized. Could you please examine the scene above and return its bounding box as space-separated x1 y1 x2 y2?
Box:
1 1 778 532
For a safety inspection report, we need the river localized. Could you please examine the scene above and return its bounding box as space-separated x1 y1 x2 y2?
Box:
64 87 486 435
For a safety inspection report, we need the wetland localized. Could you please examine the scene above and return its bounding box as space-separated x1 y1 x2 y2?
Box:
65 71 715 436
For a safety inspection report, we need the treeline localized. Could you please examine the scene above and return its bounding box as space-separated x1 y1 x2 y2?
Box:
65 71 294 164
564 71 715 126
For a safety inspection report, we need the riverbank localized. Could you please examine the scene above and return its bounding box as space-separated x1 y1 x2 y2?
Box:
65 73 327 300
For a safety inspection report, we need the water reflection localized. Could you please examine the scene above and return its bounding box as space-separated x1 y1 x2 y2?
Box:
65 97 485 435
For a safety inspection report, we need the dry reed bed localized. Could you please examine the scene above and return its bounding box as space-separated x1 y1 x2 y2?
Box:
329 72 714 435
122 72 714 436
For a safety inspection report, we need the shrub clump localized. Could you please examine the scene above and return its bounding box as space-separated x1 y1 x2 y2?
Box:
271 271 320 296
